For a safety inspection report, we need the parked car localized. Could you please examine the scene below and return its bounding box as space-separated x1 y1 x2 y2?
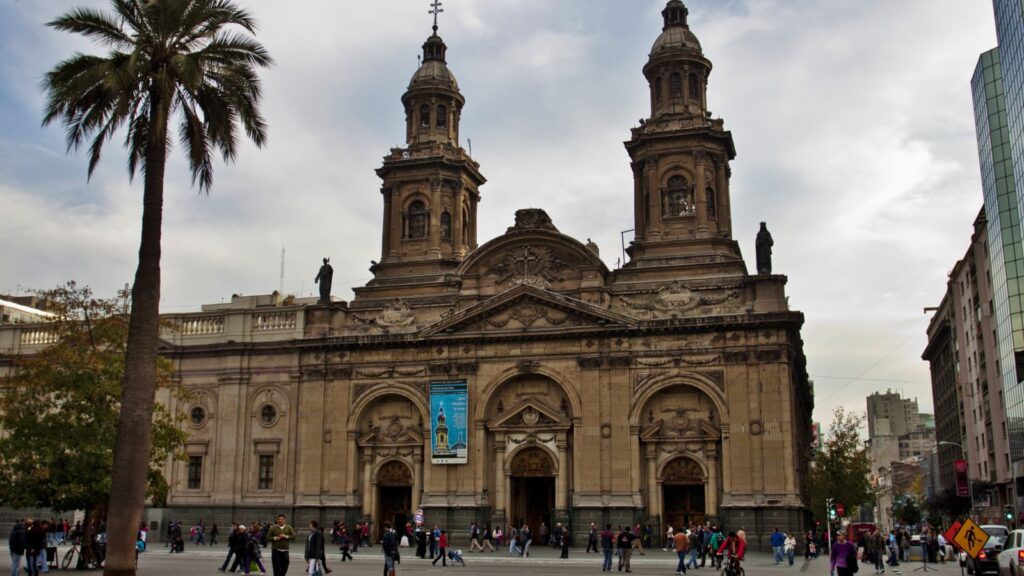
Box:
968 537 1004 575
996 529 1024 576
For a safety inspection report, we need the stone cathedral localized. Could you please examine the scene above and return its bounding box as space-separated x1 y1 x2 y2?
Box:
154 1 813 546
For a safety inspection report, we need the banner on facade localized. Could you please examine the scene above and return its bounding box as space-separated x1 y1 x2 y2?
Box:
429 380 468 464
954 459 969 497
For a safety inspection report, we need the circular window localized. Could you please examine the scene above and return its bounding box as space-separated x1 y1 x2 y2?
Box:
260 404 278 426
190 406 206 427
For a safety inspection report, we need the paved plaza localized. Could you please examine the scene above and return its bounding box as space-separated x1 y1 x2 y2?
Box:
0 544 968 576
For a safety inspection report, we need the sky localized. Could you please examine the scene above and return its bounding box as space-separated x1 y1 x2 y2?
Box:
0 0 1001 429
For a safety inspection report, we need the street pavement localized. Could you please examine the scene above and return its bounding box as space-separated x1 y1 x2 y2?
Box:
0 543 970 576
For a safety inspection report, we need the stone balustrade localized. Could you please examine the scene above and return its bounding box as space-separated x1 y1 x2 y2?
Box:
252 310 297 332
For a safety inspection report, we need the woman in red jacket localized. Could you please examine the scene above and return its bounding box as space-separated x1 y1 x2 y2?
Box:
432 530 448 567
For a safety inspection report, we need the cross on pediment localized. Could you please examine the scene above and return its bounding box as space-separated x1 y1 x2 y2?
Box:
429 0 444 31
513 246 544 277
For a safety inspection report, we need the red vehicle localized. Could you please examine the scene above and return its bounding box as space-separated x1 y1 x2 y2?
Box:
847 523 879 540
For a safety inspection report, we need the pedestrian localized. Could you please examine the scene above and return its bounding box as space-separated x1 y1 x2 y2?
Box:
699 525 712 567
381 523 398 576
664 525 674 551
481 525 495 552
708 526 724 569
771 528 785 564
830 531 858 576
886 530 899 567
686 529 700 570
432 530 448 566
673 525 688 575
9 520 27 576
245 526 268 575
870 529 886 573
493 526 503 547
617 526 633 572
414 527 426 559
539 522 549 547
339 529 353 562
210 524 220 547
217 523 239 572
520 523 533 557
600 524 614 572
784 532 796 566
553 523 564 549
429 525 438 559
267 514 295 576
469 523 482 552
560 528 570 559
587 523 599 554
304 521 324 576
631 523 645 556
24 519 43 576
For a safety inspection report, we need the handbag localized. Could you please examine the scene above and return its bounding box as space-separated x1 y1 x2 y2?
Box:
309 559 323 576
847 551 859 574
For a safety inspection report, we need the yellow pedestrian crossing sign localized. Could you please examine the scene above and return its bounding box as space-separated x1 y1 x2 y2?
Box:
953 519 990 559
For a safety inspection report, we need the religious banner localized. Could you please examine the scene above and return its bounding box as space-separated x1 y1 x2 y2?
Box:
430 380 468 464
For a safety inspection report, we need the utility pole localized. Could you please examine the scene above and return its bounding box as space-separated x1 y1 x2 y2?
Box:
826 497 834 554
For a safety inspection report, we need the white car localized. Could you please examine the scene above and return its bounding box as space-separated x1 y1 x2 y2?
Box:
996 529 1024 576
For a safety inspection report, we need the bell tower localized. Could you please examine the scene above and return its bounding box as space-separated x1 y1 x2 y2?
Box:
367 4 486 295
622 0 744 278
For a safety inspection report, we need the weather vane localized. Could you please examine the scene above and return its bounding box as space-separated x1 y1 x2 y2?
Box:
429 0 444 33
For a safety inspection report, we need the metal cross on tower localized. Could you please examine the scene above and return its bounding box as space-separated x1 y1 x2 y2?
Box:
429 0 444 32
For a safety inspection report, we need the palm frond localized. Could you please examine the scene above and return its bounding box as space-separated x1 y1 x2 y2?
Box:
48 8 133 49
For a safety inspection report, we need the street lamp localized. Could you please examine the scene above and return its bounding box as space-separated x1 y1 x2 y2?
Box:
937 440 974 517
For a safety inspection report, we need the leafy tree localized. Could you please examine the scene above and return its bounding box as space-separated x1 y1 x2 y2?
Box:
42 2 271 573
0 284 186 536
807 407 873 522
893 494 922 527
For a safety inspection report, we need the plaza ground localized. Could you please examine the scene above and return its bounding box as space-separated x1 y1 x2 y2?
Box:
0 542 969 576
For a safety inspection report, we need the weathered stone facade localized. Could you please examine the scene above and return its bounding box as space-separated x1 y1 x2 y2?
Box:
0 1 813 548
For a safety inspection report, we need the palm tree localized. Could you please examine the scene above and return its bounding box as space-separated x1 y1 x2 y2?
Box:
42 2 271 574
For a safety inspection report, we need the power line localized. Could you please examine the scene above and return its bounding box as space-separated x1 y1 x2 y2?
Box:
814 330 921 403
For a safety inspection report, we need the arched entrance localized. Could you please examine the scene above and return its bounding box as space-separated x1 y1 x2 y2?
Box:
509 447 555 539
661 458 706 529
376 461 413 540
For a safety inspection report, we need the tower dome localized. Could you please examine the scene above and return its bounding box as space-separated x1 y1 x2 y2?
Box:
650 0 702 54
401 25 465 147
643 0 712 121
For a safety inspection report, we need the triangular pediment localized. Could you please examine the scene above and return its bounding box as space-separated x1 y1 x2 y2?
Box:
421 285 636 336
487 398 571 430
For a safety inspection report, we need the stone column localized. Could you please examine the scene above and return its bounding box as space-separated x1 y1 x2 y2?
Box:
706 445 720 518
494 440 506 517
362 454 374 517
632 162 645 240
717 161 731 235
389 189 402 257
695 153 708 235
453 188 465 257
646 160 662 238
413 450 424 512
382 190 391 258
429 180 442 257
629 426 642 497
556 440 569 510
646 446 659 518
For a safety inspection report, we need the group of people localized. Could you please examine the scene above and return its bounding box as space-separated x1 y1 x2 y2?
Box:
590 522 746 574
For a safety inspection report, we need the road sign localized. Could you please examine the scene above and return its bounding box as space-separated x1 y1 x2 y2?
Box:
836 503 845 517
953 518 990 559
415 509 424 526
943 521 962 545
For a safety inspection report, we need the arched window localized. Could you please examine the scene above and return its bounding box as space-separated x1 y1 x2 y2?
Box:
688 73 699 100
436 105 448 128
706 187 717 219
419 105 430 128
654 77 663 104
408 200 428 238
670 73 683 98
665 176 692 217
441 211 452 240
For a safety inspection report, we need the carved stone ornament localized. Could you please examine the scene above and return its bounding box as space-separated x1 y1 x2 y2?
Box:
507 208 559 233
376 461 414 486
618 281 741 318
352 299 416 328
509 447 555 477
521 407 540 426
749 420 764 436
485 302 574 329
661 458 705 484
486 243 579 292
516 360 539 372
723 350 750 363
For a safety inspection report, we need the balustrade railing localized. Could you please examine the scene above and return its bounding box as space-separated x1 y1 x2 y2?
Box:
252 311 296 332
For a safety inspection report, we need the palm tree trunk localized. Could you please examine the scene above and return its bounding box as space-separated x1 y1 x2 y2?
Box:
104 87 167 576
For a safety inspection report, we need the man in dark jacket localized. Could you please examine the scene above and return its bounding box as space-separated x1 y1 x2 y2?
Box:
304 521 325 575
9 520 27 576
25 519 46 576
381 523 398 576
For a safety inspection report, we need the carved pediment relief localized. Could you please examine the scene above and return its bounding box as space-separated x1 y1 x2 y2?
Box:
488 398 570 431
639 386 721 441
358 397 424 446
422 285 634 336
350 298 417 331
487 245 582 292
616 281 741 319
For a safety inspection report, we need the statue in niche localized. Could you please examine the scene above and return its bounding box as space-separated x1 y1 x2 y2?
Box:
755 222 774 275
314 257 333 304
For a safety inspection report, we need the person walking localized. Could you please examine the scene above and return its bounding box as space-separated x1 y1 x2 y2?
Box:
267 514 296 576
469 523 483 552
631 523 645 556
304 521 324 576
771 528 785 564
673 525 689 575
560 528 570 559
481 525 495 552
587 523 599 554
870 529 886 573
520 523 533 557
24 519 44 576
244 526 268 575
217 523 240 572
617 526 634 573
432 530 448 566
9 520 26 576
600 524 614 572
381 523 398 576
210 524 220 547
507 525 520 556
784 532 796 566
830 531 858 576
686 529 700 570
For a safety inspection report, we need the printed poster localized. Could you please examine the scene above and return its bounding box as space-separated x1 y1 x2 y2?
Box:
430 380 468 464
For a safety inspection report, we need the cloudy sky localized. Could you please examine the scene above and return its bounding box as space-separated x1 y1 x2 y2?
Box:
0 0 1000 428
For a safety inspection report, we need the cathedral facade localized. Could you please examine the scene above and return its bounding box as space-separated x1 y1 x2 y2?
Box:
155 1 812 546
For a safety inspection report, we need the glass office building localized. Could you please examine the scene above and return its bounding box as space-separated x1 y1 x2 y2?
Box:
976 1 1024 511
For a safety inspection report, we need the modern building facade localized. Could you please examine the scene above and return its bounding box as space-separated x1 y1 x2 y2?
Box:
866 390 935 528
975 0 1024 516
0 2 814 545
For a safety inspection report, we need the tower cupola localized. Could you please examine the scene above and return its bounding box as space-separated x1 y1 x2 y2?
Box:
644 0 710 120
402 3 463 147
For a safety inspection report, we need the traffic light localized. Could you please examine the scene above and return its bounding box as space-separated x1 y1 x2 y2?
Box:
1005 505 1014 522
828 502 837 521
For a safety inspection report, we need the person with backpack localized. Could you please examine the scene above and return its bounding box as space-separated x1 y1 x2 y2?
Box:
381 523 398 576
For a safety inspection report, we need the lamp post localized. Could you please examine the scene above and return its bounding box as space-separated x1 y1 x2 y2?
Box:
937 440 974 517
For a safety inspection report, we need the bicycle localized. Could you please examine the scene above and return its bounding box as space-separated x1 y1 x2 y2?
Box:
62 539 99 570
720 554 745 576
